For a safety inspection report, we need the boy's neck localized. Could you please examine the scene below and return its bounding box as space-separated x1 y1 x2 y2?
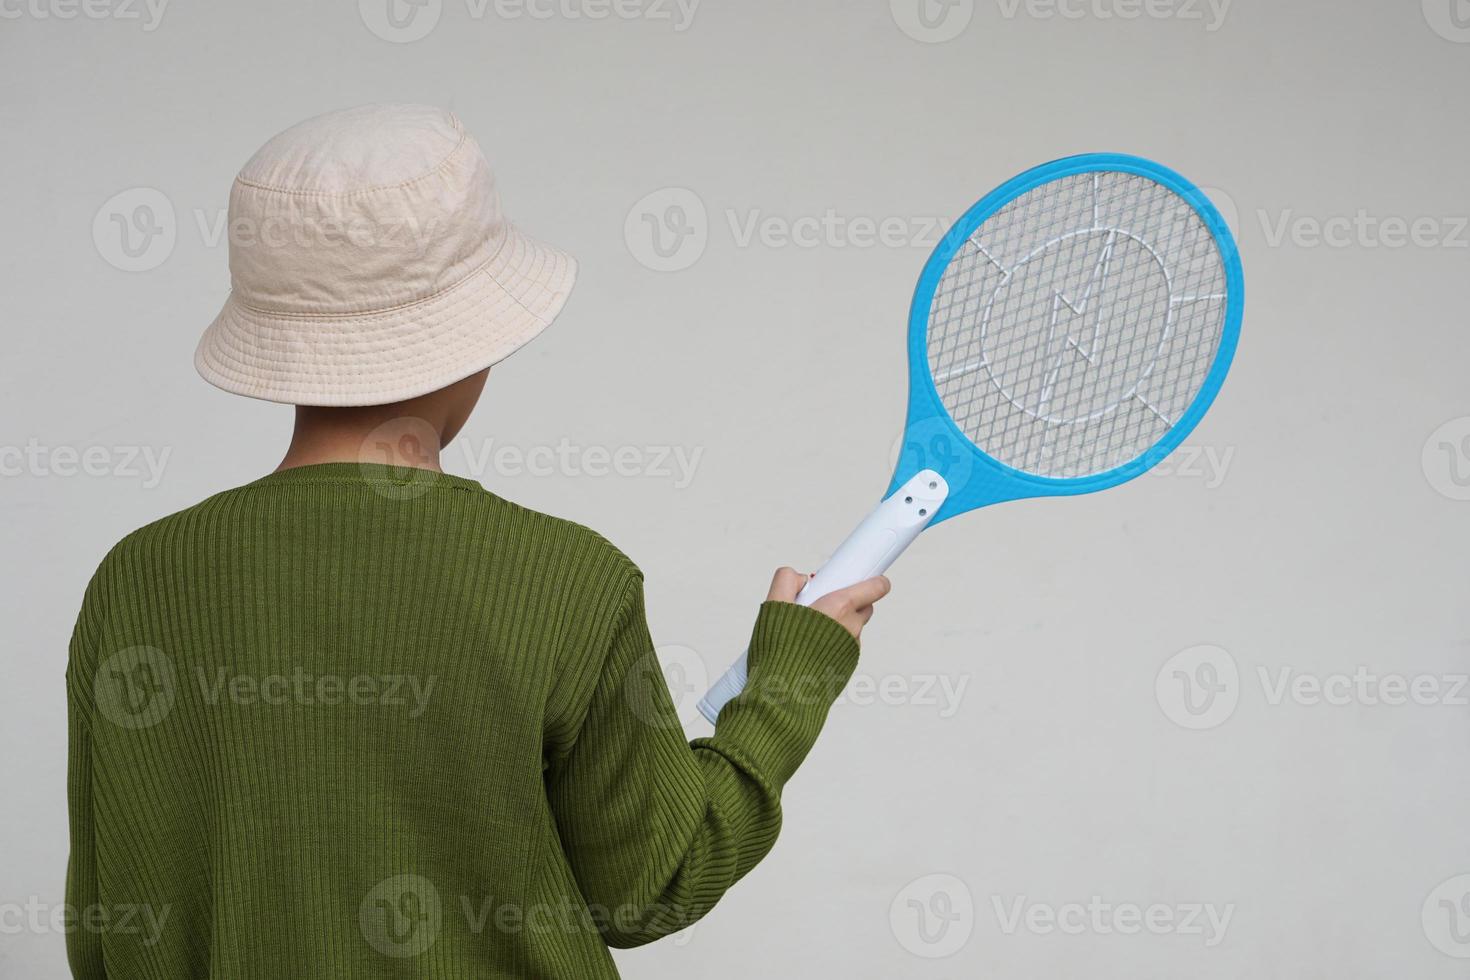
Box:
277 406 446 474
274 369 487 475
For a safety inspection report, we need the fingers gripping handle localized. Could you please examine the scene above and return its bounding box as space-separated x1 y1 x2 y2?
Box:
787 469 949 608
696 470 949 724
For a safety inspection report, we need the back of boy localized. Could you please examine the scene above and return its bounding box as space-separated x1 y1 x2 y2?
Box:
65 105 888 980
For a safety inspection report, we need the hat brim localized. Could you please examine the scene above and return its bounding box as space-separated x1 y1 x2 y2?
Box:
194 225 576 406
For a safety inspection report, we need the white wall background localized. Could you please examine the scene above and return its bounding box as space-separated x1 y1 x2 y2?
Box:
3 0 1469 976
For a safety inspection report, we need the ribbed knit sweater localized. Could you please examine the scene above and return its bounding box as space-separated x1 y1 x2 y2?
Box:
64 463 860 978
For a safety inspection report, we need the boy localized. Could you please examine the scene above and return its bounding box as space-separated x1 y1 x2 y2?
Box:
65 103 888 978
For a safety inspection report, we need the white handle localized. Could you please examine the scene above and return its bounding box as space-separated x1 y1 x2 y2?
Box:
696 470 949 724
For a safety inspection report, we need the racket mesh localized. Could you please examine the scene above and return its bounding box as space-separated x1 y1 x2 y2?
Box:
927 172 1229 479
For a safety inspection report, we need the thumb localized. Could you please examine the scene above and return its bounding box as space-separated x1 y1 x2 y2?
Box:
766 566 810 603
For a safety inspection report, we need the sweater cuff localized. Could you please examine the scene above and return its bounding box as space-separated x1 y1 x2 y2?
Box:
746 600 860 694
703 601 860 785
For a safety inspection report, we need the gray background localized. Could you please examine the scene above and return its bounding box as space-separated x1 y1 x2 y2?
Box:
4 0 1469 976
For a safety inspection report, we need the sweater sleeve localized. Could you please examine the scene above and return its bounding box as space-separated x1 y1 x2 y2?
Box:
544 577 859 948
65 590 107 979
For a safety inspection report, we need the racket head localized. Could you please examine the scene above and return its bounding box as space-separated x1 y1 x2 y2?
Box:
890 153 1244 522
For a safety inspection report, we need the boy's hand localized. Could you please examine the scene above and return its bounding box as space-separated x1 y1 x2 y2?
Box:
766 567 892 641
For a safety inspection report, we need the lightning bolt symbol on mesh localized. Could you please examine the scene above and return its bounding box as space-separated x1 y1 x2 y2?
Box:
1035 230 1117 417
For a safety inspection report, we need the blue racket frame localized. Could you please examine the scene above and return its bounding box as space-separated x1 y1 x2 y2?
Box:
888 153 1245 523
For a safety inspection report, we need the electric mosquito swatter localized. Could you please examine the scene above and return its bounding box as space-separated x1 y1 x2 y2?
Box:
698 153 1244 723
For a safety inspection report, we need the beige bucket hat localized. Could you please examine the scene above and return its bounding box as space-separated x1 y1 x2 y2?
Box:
195 104 576 406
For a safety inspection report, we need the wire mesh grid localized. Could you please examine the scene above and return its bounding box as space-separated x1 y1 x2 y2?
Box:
927 171 1228 478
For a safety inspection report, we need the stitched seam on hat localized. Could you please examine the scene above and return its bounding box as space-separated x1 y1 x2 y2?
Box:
199 306 550 388
233 127 472 198
481 264 564 323
229 232 513 321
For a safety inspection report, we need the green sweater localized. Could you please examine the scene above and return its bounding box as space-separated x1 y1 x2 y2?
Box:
65 463 859 978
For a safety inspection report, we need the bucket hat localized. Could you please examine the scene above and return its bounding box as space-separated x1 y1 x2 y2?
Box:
194 104 576 406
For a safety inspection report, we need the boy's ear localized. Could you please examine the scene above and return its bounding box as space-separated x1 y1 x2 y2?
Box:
437 368 491 443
